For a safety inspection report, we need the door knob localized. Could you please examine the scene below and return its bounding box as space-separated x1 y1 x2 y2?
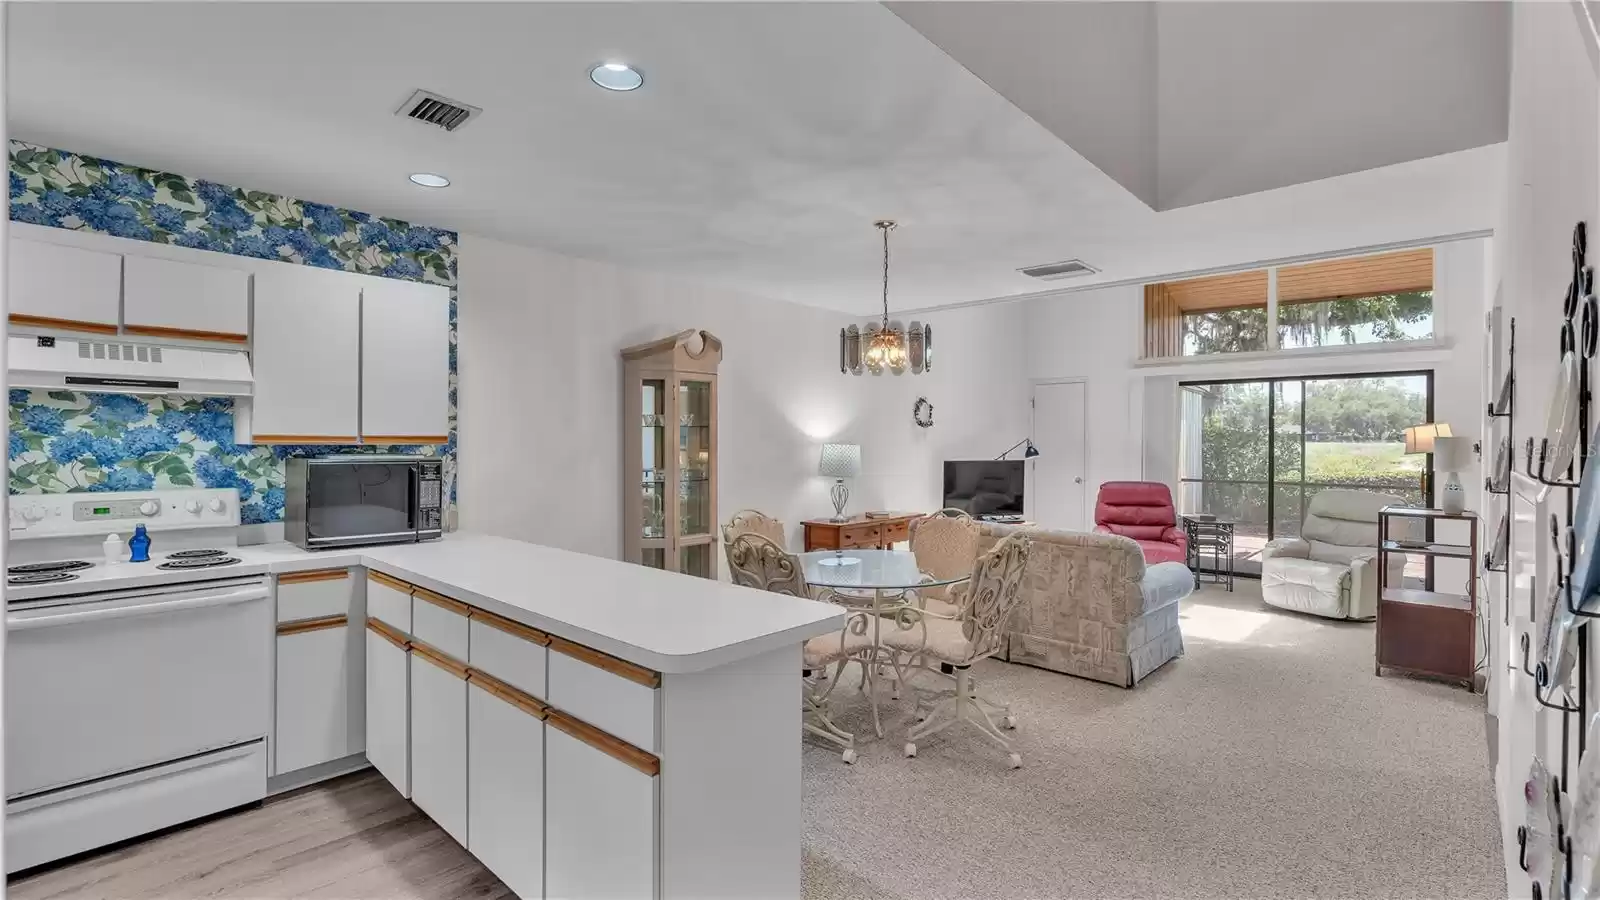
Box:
1074 476 1084 484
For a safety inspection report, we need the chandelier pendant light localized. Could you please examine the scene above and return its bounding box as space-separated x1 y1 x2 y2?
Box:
840 220 931 376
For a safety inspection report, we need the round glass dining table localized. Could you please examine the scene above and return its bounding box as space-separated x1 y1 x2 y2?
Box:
798 549 968 592
797 549 971 737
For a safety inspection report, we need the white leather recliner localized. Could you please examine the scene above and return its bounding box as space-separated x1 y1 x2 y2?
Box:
1259 489 1407 620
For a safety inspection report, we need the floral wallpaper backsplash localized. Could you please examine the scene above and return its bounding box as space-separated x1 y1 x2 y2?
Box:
8 141 459 523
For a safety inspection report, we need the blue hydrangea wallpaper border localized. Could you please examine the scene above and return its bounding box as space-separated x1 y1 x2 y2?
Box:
7 141 458 525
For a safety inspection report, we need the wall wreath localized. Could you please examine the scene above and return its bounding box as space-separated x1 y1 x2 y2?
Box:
913 397 934 428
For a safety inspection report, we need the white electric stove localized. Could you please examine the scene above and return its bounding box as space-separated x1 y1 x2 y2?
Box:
5 489 270 873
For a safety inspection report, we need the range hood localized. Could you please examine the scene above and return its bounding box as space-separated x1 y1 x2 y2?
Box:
8 334 253 397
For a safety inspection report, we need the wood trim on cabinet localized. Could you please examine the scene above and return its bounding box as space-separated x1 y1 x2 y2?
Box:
414 586 471 618
251 434 362 445
367 571 414 594
411 639 469 679
123 324 248 344
8 313 118 335
547 635 661 689
366 616 410 650
547 709 660 776
361 435 450 445
467 669 549 720
470 607 551 646
278 568 349 586
277 614 348 636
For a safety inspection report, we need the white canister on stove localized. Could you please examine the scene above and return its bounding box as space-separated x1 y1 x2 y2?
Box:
102 533 122 563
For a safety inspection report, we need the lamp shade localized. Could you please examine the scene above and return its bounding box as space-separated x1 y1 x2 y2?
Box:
819 443 862 479
1431 436 1470 472
1403 423 1453 455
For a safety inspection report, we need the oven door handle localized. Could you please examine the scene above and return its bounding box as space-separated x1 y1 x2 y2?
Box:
7 585 269 631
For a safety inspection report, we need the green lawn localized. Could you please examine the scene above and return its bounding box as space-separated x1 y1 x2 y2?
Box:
1305 441 1422 480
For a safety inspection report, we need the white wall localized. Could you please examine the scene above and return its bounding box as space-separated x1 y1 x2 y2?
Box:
456 233 1029 561
1488 4 1600 896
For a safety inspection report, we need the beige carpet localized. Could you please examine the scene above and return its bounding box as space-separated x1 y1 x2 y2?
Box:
801 582 1505 900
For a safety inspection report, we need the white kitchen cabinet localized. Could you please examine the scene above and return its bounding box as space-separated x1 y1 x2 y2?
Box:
364 621 410 798
9 238 122 333
545 712 659 900
360 276 450 442
365 572 412 633
251 263 361 443
468 676 545 900
276 569 356 623
122 255 249 343
273 620 354 776
547 639 659 753
411 588 469 661
409 646 467 846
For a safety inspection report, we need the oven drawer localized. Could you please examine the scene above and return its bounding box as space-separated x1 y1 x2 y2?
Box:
5 578 271 800
6 739 266 874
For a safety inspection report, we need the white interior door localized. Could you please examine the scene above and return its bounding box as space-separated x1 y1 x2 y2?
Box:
1031 381 1088 531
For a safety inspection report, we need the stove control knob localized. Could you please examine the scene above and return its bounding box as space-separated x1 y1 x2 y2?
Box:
185 500 202 515
22 505 43 523
209 498 226 514
138 500 159 517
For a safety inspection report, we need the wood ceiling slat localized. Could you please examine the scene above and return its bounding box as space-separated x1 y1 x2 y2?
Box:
1278 248 1432 303
1163 270 1267 312
1152 248 1434 312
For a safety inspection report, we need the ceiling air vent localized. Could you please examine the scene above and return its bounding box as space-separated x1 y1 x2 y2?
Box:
395 89 482 133
1018 259 1099 280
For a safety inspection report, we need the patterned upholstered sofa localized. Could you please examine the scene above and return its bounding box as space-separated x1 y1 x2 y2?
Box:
973 523 1193 688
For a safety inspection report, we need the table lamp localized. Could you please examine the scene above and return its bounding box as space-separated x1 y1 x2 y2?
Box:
1431 436 1469 514
819 443 862 522
1403 423 1452 499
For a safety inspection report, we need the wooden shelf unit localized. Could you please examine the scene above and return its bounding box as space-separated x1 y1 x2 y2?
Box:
1375 506 1478 688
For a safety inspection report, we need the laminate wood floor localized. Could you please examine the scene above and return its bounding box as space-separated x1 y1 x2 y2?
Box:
8 771 512 900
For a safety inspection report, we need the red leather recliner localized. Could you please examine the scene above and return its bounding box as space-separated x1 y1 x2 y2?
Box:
1094 481 1188 565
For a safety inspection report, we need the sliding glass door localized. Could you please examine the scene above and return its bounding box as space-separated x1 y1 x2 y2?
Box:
1179 371 1431 579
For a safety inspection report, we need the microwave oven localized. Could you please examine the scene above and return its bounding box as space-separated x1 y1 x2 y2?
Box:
285 456 443 549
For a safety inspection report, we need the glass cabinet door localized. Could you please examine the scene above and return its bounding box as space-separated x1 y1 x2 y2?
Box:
678 379 713 539
639 379 667 568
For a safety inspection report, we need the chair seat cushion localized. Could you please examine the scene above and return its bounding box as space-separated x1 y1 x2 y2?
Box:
882 617 975 664
1136 540 1186 565
803 627 874 669
1261 557 1350 617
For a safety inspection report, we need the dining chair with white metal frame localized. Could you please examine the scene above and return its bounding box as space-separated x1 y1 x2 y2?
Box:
883 533 1034 768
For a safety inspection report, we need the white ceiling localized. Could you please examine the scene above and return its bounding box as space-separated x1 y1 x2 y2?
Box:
8 2 1505 315
889 1 1511 211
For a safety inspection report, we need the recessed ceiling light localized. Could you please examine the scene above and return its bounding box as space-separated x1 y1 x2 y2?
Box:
409 173 450 188
590 62 644 92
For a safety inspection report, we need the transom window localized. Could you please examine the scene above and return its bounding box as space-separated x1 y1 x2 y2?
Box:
1144 248 1434 359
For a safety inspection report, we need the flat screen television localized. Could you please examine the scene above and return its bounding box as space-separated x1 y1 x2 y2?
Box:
942 459 1025 517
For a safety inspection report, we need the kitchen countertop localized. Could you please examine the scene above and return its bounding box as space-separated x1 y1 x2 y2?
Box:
10 533 847 675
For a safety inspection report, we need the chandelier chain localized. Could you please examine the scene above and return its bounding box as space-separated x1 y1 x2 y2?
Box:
881 223 890 325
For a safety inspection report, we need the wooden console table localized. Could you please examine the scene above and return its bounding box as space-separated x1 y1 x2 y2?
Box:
1375 506 1478 690
803 514 917 551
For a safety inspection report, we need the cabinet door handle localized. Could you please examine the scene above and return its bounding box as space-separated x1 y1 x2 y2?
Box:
277 614 348 636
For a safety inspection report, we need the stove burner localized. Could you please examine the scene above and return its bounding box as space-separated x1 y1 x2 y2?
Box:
156 556 242 571
7 571 80 586
166 549 228 560
6 560 92 575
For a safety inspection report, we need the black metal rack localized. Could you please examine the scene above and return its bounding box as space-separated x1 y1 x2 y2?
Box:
1518 221 1595 900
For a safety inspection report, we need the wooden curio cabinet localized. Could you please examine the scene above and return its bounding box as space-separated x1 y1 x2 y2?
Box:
621 330 721 578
